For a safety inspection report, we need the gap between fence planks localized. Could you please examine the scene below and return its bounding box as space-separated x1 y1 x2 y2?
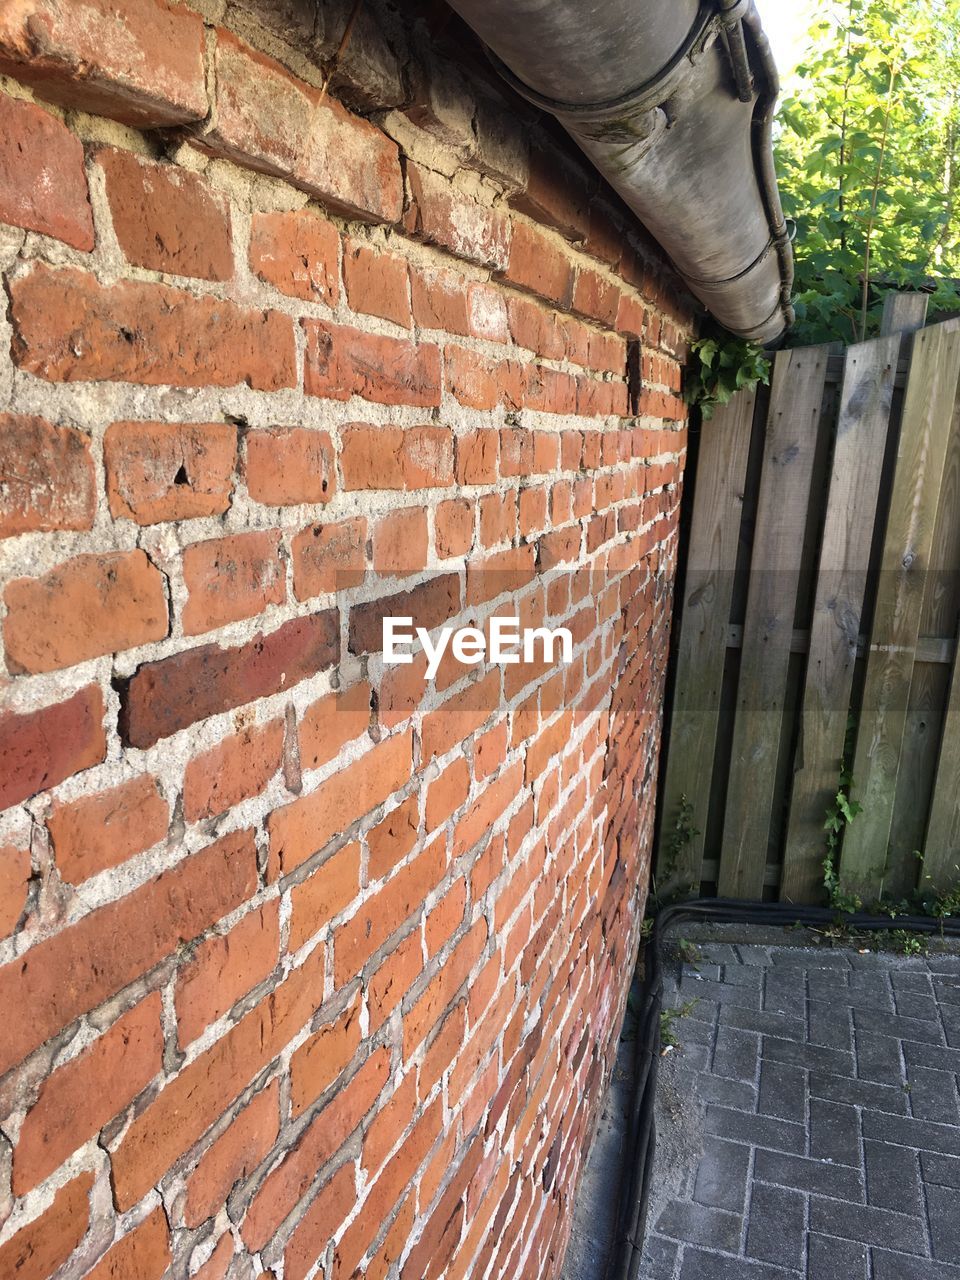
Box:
841 320 960 898
717 346 830 900
779 335 900 902
655 390 755 895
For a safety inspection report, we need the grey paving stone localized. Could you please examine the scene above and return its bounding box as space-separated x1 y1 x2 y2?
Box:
901 1038 960 1074
712 1025 761 1082
853 1008 945 1045
770 949 851 969
861 1108 960 1156
692 1137 751 1213
640 1234 680 1280
892 970 935 994
680 975 762 1009
940 1002 960 1048
810 1098 861 1167
683 962 722 982
705 1105 806 1155
933 976 960 1005
808 1069 908 1115
805 1233 869 1280
854 1030 904 1085
893 988 940 1022
928 1181 960 1263
696 1073 757 1111
921 1150 960 1188
863 1139 922 1214
762 967 808 1019
677 1042 711 1070
906 1064 960 1125
722 963 764 990
926 956 960 974
722 1004 807 1041
745 1182 805 1268
679 1249 802 1280
765 1034 854 1078
654 1200 742 1251
734 944 773 967
872 1251 960 1279
807 970 850 1000
809 1198 927 1254
808 999 854 1051
753 1148 864 1200
758 1059 805 1124
697 943 741 964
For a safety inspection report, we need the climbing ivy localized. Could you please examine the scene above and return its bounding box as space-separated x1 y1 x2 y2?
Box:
683 336 771 420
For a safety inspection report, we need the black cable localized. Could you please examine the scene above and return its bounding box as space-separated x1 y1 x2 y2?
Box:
612 898 960 1280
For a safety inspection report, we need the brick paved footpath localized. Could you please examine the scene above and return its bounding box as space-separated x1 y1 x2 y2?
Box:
642 940 960 1280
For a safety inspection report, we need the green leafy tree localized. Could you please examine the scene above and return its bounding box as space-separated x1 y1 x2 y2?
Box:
776 0 960 344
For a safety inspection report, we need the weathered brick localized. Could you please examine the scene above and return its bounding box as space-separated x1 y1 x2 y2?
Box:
0 829 256 1075
204 30 402 224
47 775 168 884
0 95 93 249
104 420 238 525
245 427 336 507
0 1171 93 1280
298 682 371 773
374 506 429 577
572 266 620 326
288 842 361 951
292 516 367 600
175 900 279 1046
283 1164 357 1280
455 430 500 486
183 719 285 821
341 424 453 490
0 0 206 126
268 731 412 877
436 497 474 558
421 671 501 763
290 994 363 1115
0 685 106 812
404 162 511 270
112 941 326 1211
249 208 340 304
13 993 163 1194
11 264 296 390
368 795 420 881
4 550 168 675
0 844 30 937
344 238 411 327
367 932 422 1032
184 1080 280 1228
85 1205 170 1279
349 574 462 656
511 143 592 243
304 320 441 408
0 413 95 538
98 147 233 279
503 221 575 308
410 264 471 334
426 758 470 833
119 611 338 748
181 530 286 635
193 1236 234 1280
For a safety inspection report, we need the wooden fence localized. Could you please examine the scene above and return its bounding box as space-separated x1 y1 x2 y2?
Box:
656 296 960 904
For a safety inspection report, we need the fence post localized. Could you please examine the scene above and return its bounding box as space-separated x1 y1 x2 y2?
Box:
880 291 929 337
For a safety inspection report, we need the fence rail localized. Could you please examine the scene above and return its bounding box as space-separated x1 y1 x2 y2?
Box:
657 296 960 903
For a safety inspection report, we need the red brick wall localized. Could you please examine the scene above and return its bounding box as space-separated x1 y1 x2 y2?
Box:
0 2 692 1277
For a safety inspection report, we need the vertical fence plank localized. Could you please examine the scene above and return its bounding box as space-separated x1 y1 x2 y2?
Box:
779 335 900 903
924 621 960 892
841 320 960 898
718 347 831 900
655 390 756 895
880 292 929 338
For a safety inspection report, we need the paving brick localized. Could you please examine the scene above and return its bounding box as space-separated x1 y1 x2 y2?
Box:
762 967 807 1019
863 1139 922 1214
808 999 854 1051
758 1060 805 1124
654 1200 741 1251
872 1251 960 1279
927 1182 960 1262
853 1031 904 1085
704 1106 806 1155
921 1151 960 1188
805 1233 868 1280
712 1026 761 1083
861 1109 960 1157
679 976 761 1010
692 1138 750 1214
679 1248 801 1279
722 1005 806 1042
753 1149 864 1200
639 1235 680 1278
745 1183 804 1269
764 1035 853 1078
906 1065 960 1125
809 1070 908 1114
810 1098 861 1167
696 1075 757 1111
809 1198 927 1254
902 1039 960 1074
854 1008 944 1045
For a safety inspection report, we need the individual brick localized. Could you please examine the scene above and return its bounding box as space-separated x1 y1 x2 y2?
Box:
0 845 31 937
0 0 206 126
343 238 411 327
245 427 336 507
11 265 296 390
47 774 169 884
502 221 575 309
404 161 511 271
303 320 441 408
249 208 340 304
0 685 106 811
104 421 238 525
4 550 168 675
340 424 453 490
289 995 362 1115
292 516 367 600
84 1205 170 1279
0 829 257 1075
13 993 163 1194
0 413 95 538
181 530 286 635
0 95 93 249
183 1081 280 1228
288 843 361 952
298 682 371 773
0 1171 94 1280
119 611 338 748
203 30 402 224
373 506 428 577
436 498 474 558
183 719 285 821
97 147 233 280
